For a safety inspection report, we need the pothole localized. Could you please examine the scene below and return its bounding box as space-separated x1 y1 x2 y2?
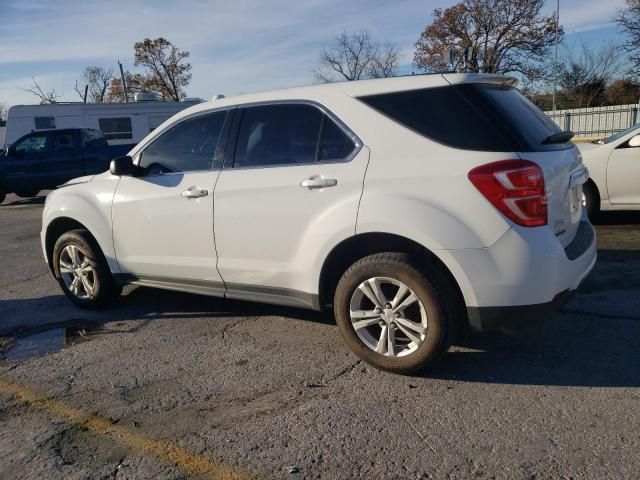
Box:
3 320 102 361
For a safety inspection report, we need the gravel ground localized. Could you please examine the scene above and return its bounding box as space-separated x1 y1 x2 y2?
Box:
0 192 639 480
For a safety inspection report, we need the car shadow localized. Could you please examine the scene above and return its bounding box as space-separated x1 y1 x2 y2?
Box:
1 195 46 207
591 210 640 225
425 313 640 388
2 284 639 388
0 285 333 339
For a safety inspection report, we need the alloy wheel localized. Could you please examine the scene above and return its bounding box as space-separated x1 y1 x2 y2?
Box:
59 245 95 299
349 276 428 357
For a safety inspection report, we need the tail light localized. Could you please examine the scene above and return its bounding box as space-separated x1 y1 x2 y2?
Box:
468 159 547 227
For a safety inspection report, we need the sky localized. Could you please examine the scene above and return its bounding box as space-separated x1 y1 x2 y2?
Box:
0 0 629 108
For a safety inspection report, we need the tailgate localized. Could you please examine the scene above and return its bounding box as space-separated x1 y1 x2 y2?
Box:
522 147 586 247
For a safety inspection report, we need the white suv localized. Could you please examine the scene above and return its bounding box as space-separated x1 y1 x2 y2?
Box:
41 73 596 373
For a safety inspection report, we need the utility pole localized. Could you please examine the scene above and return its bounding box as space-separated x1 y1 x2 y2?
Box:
83 84 88 103
118 60 129 103
552 0 560 113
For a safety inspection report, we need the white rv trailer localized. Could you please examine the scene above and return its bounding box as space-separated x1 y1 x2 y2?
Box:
4 96 203 148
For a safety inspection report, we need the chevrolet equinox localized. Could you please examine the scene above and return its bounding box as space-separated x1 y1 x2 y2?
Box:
41 73 597 373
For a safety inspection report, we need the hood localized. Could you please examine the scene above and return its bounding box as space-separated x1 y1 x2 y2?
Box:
576 142 602 152
59 174 96 187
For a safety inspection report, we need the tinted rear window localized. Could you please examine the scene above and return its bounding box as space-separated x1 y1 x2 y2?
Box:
359 84 569 152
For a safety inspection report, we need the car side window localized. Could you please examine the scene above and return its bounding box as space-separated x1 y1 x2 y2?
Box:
14 133 51 154
319 116 356 161
82 130 108 149
53 133 75 151
233 104 323 168
139 111 228 173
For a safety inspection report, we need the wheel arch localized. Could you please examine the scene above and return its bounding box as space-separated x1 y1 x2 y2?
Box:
44 217 90 274
585 178 600 199
318 232 469 334
583 178 601 215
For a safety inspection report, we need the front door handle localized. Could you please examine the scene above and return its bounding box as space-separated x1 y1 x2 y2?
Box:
181 186 208 198
300 175 338 189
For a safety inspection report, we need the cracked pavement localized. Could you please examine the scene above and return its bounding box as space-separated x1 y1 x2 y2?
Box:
0 193 639 479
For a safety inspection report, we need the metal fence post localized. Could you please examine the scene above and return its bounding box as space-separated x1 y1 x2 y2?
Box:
564 112 571 132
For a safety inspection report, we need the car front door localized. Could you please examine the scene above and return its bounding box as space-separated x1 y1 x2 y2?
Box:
213 102 369 307
3 132 52 193
32 130 84 188
607 137 640 205
111 110 231 291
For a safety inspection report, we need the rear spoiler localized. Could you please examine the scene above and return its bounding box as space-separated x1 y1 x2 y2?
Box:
441 73 518 88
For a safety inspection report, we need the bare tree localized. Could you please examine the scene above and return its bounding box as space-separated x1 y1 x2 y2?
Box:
74 66 114 103
21 77 62 104
616 0 640 75
369 43 401 79
558 41 623 108
414 0 561 83
313 30 400 83
0 103 7 121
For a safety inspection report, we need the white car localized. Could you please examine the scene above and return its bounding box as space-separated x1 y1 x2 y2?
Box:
577 124 640 216
41 73 596 373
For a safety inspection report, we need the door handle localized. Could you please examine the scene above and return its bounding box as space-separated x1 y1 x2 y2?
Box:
181 186 208 198
300 175 338 189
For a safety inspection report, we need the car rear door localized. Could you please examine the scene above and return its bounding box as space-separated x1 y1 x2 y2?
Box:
213 102 369 306
112 110 231 290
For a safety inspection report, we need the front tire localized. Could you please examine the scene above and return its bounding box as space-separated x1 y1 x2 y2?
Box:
334 253 453 374
0 189 5 204
52 229 121 308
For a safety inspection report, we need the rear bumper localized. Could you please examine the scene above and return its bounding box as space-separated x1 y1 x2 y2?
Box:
466 289 575 332
440 219 597 332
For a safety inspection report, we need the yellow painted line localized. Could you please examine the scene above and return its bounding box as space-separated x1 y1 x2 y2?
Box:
0 375 252 480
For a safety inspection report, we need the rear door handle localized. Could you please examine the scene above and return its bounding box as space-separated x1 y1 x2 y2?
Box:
300 175 338 189
181 186 208 198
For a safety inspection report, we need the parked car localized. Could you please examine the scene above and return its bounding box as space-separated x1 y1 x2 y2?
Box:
577 124 640 216
41 74 596 373
0 128 134 204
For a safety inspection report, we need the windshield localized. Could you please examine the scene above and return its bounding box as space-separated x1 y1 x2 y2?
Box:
604 123 640 144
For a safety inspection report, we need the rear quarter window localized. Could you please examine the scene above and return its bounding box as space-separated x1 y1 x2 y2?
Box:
359 84 570 152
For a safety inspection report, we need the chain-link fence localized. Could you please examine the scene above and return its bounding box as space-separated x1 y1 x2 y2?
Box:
545 104 640 140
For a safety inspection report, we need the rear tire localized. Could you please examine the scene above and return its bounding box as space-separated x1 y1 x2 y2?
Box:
52 229 122 308
582 181 600 219
334 253 454 374
16 190 40 198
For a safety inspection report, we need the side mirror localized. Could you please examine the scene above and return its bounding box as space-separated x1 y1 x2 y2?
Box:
109 156 137 176
7 145 18 157
628 134 640 148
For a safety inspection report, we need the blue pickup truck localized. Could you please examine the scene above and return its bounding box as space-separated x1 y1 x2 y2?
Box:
0 128 134 204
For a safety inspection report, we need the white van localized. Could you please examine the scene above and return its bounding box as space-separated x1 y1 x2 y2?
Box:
4 97 202 149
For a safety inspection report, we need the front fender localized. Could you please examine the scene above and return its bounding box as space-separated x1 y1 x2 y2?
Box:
42 175 120 273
